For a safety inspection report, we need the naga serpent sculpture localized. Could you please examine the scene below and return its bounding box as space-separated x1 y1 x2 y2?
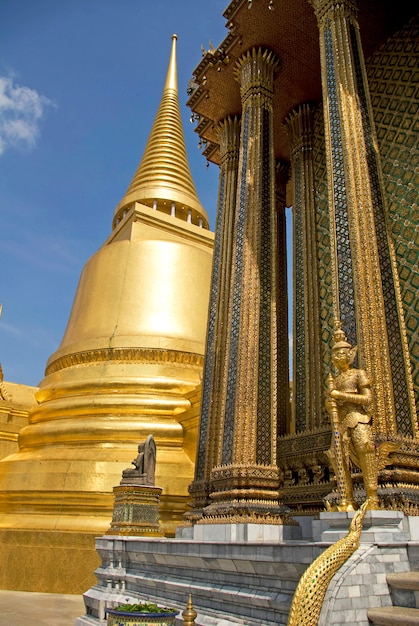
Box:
287 500 368 626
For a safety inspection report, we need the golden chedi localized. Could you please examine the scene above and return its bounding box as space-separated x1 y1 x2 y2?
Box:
0 35 213 593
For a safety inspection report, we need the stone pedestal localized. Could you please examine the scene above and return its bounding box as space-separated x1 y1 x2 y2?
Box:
318 509 410 543
177 522 301 542
107 484 164 536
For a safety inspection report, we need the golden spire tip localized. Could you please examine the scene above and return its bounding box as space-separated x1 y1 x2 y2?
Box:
113 29 208 229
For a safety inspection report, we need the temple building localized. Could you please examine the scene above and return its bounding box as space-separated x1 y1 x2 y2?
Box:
0 1 418 622
185 0 418 523
0 34 214 593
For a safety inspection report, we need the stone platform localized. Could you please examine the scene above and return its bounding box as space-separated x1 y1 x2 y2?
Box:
75 534 324 625
75 513 419 626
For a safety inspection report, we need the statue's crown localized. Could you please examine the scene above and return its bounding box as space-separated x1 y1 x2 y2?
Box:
332 320 352 350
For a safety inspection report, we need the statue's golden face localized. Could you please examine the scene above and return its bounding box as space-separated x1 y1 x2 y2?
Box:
332 347 351 371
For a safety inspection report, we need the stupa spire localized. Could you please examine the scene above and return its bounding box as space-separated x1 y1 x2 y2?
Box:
113 34 208 229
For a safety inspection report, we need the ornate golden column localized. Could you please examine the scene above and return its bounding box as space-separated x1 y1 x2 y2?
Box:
187 115 241 520
310 0 416 437
202 48 282 521
286 103 323 432
275 160 291 435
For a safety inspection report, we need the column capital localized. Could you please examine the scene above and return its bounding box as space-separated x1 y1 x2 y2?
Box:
216 115 241 167
308 0 358 26
285 103 315 158
234 47 279 103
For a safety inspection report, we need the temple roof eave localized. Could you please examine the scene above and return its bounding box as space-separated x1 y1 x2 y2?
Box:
186 0 417 166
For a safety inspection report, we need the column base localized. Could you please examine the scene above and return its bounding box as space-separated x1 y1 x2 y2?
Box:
319 509 409 543
196 521 301 542
176 519 302 541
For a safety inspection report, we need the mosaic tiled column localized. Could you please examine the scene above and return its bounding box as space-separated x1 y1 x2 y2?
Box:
204 48 283 521
187 116 241 521
310 0 416 437
275 160 291 435
286 103 323 432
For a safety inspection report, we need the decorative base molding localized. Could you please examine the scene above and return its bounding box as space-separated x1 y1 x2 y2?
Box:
107 485 164 536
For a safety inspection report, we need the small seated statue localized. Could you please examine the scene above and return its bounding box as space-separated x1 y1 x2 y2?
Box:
121 434 156 486
132 442 145 474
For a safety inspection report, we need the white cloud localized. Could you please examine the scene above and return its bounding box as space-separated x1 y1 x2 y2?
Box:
0 320 22 337
0 75 53 155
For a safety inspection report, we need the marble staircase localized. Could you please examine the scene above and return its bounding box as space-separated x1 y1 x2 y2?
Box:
368 571 419 626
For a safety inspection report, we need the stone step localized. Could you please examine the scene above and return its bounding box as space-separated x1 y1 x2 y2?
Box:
387 572 419 591
367 606 419 625
387 571 419 609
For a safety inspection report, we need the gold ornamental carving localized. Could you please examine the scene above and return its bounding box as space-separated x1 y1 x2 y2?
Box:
46 347 204 375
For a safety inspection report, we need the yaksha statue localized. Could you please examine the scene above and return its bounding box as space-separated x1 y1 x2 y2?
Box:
121 434 156 486
326 321 379 511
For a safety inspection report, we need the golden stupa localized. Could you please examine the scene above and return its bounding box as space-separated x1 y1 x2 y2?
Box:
0 35 214 594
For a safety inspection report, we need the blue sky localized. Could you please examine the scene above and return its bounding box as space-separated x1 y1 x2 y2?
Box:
0 0 228 387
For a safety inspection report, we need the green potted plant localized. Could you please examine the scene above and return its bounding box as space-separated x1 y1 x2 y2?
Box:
106 600 179 625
